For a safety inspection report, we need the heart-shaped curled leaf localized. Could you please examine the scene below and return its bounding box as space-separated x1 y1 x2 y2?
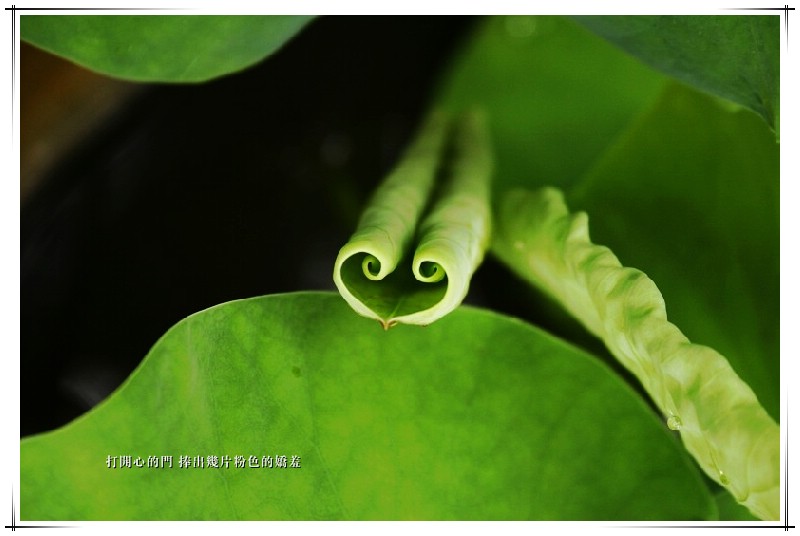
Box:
333 111 492 328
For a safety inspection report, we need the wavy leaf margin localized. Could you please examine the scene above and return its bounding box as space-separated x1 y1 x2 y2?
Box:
492 187 779 520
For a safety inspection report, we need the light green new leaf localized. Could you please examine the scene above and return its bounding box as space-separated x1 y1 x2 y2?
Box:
21 292 716 520
574 15 780 131
333 111 492 328
492 188 779 520
570 83 779 422
20 15 314 82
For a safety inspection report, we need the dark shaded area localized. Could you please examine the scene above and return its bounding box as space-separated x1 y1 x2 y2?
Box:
22 15 621 437
21 16 472 435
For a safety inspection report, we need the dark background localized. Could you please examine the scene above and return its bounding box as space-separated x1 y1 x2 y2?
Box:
21 16 612 437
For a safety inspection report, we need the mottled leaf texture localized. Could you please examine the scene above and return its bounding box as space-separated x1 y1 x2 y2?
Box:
21 293 714 520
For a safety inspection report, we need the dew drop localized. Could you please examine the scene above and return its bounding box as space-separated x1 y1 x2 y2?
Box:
719 471 730 486
666 414 682 431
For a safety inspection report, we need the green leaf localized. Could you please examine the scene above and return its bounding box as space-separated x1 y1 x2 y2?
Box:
20 15 314 82
492 188 779 521
21 292 715 520
716 490 760 521
435 16 667 192
571 83 780 424
573 15 780 131
334 111 492 328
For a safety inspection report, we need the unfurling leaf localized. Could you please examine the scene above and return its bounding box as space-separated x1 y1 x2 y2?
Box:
492 187 779 521
333 111 492 328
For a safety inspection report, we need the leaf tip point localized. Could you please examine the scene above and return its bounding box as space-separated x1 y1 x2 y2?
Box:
380 319 398 331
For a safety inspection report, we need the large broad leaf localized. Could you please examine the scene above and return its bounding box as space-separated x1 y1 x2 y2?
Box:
435 16 666 192
21 292 715 520
570 82 779 422
20 15 314 82
574 15 780 131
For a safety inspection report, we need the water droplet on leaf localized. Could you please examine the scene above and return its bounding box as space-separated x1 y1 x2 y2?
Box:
667 414 682 430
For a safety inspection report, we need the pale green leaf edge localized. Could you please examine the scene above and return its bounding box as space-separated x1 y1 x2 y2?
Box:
492 187 779 521
333 111 492 328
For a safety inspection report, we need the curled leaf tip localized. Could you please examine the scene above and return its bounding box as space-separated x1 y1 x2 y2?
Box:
333 110 493 327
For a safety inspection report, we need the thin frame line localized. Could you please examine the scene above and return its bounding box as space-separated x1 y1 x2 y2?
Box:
9 4 13 141
5 7 183 10
6 488 74 530
723 5 793 49
7 6 792 528
618 526 796 529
